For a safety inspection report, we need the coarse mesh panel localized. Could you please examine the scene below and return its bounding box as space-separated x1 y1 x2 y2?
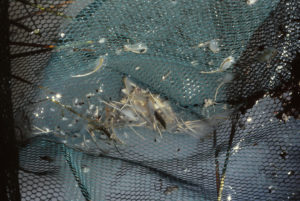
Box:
3 0 300 200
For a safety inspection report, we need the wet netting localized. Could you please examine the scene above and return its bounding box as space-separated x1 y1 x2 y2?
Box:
1 0 300 200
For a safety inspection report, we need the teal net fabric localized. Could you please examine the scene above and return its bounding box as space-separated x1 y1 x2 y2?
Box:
7 0 300 200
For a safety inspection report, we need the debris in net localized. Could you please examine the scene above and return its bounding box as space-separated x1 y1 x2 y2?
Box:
71 57 104 78
40 156 54 163
214 73 234 101
13 0 74 22
246 117 252 122
54 40 95 52
13 74 226 154
288 170 295 176
82 165 90 173
196 39 220 53
164 185 179 195
282 113 290 122
9 41 55 49
32 125 52 135
208 39 220 53
220 56 235 71
96 77 221 139
16 0 73 19
202 73 233 117
197 41 209 48
257 47 277 62
268 186 274 193
98 38 106 44
162 71 171 81
204 99 216 108
200 56 235 74
124 42 148 54
73 48 95 52
86 93 95 98
30 29 40 35
247 0 258 5
279 146 287 160
115 48 123 55
191 60 199 66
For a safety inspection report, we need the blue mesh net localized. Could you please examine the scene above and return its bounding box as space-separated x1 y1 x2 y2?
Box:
7 0 300 200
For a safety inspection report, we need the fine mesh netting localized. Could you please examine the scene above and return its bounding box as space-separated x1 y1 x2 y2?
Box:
2 0 300 200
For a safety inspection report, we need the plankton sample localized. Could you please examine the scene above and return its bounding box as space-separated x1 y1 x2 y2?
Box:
220 56 235 71
200 56 235 74
196 39 220 53
71 56 105 78
164 186 179 195
247 0 258 5
124 42 148 54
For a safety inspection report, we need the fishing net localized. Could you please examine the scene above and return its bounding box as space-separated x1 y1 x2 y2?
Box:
2 0 300 200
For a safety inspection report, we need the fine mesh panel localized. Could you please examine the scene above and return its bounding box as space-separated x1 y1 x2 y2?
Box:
5 0 300 200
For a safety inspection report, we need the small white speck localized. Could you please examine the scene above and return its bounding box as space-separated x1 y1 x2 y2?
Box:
89 104 94 110
124 42 148 54
276 65 283 72
60 33 65 38
31 29 40 35
227 195 232 201
56 93 62 99
82 166 90 173
197 41 209 48
183 168 190 173
68 124 73 127
288 171 293 175
34 113 39 117
98 38 106 44
162 71 171 81
282 113 289 122
135 66 141 71
62 117 68 121
191 60 198 66
233 142 241 153
270 75 276 81
50 108 55 112
247 0 258 5
86 93 95 98
247 117 252 122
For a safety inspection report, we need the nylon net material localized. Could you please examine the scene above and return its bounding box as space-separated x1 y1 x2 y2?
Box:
6 0 300 200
